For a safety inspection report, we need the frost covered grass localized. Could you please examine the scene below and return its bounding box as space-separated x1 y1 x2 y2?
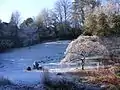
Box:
0 76 12 86
106 84 120 90
42 68 81 90
43 75 80 90
44 79 78 90
68 66 120 85
42 68 103 90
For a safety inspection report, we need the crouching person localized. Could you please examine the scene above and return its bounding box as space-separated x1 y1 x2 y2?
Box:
26 66 31 71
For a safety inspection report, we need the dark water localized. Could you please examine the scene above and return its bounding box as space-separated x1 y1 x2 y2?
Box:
0 41 70 84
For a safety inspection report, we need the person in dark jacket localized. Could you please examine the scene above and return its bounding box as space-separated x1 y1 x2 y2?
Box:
33 61 39 70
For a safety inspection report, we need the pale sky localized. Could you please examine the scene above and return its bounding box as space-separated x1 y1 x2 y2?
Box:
0 0 58 22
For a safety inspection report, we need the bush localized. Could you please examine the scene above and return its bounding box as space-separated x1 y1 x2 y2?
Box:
44 78 80 90
111 14 120 35
0 76 12 86
42 70 83 90
107 84 120 90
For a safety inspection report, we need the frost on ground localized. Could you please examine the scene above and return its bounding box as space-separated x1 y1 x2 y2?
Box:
0 71 103 90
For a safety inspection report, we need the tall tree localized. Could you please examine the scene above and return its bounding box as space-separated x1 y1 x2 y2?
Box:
49 10 59 37
10 11 21 26
35 13 44 29
72 0 101 28
36 9 52 28
55 0 72 33
106 0 120 14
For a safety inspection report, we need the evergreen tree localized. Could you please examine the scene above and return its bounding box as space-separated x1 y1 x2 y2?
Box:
96 13 110 36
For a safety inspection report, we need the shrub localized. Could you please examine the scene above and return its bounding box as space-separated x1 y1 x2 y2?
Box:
111 14 120 35
107 84 120 90
0 76 12 86
44 77 80 90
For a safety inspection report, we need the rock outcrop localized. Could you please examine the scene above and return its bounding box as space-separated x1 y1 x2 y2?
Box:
61 35 120 63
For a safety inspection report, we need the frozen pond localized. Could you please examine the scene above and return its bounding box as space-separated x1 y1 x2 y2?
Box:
0 41 70 84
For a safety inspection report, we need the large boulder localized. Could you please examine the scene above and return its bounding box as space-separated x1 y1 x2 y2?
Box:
61 35 110 63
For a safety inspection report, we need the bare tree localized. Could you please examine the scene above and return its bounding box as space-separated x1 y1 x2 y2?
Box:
35 13 44 29
72 0 101 28
42 9 52 27
70 51 86 70
55 0 72 32
10 11 21 26
55 0 63 23
36 8 53 29
49 10 59 36
105 0 120 14
60 0 72 23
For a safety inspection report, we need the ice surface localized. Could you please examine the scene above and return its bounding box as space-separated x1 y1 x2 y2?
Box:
0 40 70 84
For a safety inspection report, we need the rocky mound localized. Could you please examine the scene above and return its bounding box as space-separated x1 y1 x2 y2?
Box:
61 35 120 63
